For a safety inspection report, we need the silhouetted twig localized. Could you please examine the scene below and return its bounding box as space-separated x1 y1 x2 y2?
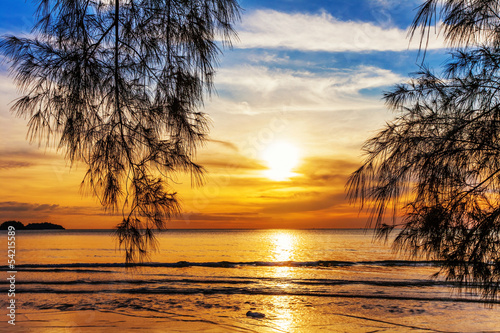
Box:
0 0 240 264
347 0 500 303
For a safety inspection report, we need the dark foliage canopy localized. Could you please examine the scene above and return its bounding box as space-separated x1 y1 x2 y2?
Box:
347 0 500 302
0 0 240 263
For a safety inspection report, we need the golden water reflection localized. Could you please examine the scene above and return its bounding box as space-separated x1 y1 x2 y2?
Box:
272 296 294 332
269 232 296 331
270 231 298 280
272 231 296 262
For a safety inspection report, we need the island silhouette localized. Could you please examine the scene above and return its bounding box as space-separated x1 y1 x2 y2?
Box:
0 220 65 230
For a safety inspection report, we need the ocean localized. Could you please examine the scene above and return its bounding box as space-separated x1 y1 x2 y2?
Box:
1 229 500 332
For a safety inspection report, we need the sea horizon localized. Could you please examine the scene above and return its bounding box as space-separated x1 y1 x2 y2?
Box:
6 227 380 231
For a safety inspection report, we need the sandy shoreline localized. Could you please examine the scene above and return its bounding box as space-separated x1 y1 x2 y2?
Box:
9 309 246 332
5 301 500 333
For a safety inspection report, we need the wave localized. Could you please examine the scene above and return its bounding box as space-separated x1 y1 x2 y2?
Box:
0 276 451 287
1 285 492 304
4 259 443 270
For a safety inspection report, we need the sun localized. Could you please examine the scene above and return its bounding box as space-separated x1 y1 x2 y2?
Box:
262 142 300 181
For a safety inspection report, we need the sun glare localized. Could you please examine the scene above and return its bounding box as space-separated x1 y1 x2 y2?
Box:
274 232 293 261
262 142 300 181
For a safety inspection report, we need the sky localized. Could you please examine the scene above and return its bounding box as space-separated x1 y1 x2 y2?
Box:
0 0 447 229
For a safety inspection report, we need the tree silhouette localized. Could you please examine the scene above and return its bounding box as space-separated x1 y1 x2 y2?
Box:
347 0 500 302
0 0 240 263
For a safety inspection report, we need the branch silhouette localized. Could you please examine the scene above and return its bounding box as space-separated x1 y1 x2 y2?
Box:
0 0 240 263
347 0 500 303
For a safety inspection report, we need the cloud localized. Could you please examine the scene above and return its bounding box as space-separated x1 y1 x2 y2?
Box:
197 140 267 172
248 158 362 215
297 157 361 184
0 148 60 170
370 0 423 9
210 65 403 114
0 201 112 216
0 201 59 212
259 192 346 214
0 202 59 212
170 211 268 228
0 148 60 160
199 155 266 172
207 139 239 151
235 10 445 52
178 212 263 222
0 160 34 169
247 52 291 64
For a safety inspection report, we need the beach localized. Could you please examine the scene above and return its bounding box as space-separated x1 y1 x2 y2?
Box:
2 229 500 332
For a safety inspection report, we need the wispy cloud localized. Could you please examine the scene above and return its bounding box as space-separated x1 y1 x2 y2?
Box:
170 211 268 228
198 154 266 172
259 192 345 214
295 157 361 185
0 160 33 169
207 139 239 151
0 148 60 170
210 65 403 114
0 201 60 220
0 201 59 212
235 10 445 52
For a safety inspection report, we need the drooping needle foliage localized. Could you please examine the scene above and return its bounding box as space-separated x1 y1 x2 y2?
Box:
347 0 500 302
0 0 240 263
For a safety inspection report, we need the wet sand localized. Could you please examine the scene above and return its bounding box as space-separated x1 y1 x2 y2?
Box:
6 297 500 333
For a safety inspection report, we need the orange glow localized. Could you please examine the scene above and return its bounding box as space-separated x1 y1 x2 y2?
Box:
0 99 371 230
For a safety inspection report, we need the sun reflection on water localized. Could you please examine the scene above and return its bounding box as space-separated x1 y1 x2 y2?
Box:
271 295 295 332
273 231 295 262
270 231 298 283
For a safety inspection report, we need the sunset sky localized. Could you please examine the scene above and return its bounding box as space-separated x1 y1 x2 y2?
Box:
0 0 447 229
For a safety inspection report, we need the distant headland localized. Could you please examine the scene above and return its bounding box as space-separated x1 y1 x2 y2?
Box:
0 221 65 230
